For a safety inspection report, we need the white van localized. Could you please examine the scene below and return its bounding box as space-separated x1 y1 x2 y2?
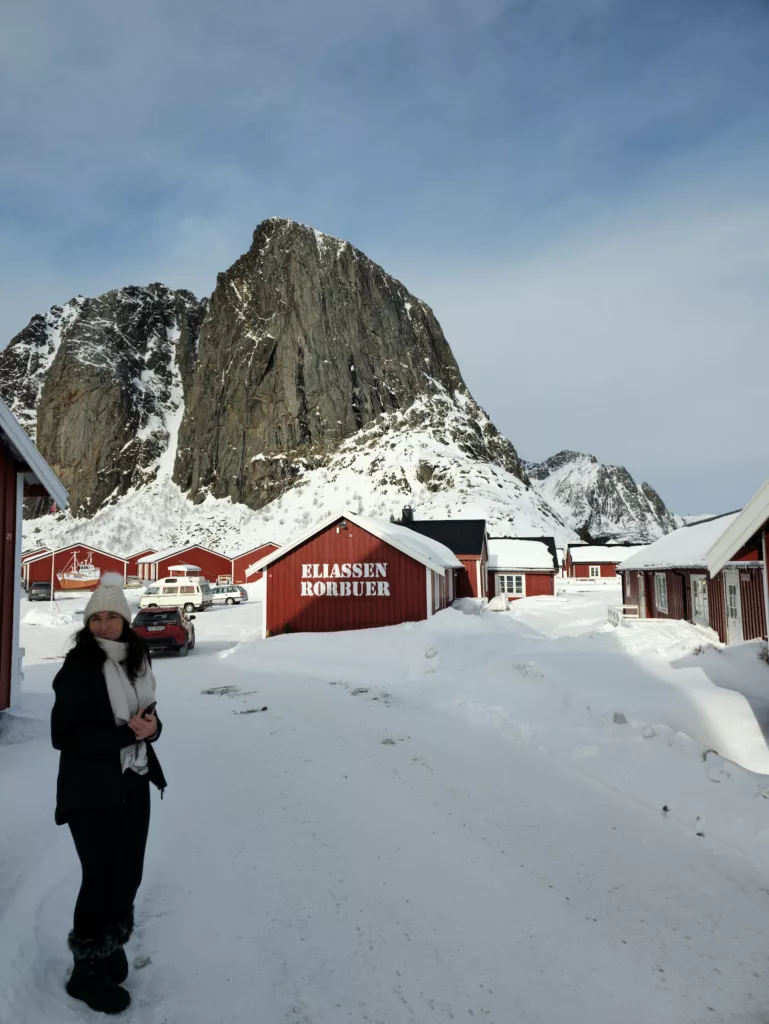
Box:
139 576 213 613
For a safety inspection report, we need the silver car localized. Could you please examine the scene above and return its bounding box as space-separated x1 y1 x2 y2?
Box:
210 584 243 606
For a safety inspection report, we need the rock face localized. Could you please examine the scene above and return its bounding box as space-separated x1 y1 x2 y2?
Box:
0 284 206 514
174 218 526 508
524 450 680 542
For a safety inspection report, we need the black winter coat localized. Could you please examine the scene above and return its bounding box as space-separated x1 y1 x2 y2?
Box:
51 644 167 825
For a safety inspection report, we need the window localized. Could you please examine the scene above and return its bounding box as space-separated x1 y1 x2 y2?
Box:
498 574 524 596
180 586 195 594
654 574 668 613
163 587 179 595
145 586 159 595
589 565 601 578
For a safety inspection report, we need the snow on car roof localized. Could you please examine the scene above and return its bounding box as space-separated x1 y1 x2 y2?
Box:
487 539 557 570
618 513 741 571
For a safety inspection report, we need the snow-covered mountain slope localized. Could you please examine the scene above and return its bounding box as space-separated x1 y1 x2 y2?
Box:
0 284 207 514
22 389 575 555
524 451 681 543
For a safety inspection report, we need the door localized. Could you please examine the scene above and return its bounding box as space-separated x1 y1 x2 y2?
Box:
637 573 646 618
690 575 709 627
723 569 743 644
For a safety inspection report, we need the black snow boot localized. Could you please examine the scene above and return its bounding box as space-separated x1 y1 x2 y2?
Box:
103 946 129 985
66 960 131 1015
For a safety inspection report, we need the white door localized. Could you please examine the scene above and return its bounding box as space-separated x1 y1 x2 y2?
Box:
637 573 646 618
723 569 743 644
690 575 709 627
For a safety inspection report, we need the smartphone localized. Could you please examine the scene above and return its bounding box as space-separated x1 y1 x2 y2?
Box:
142 701 157 719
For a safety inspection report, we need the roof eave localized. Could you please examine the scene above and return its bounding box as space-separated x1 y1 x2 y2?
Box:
0 400 68 509
707 480 769 576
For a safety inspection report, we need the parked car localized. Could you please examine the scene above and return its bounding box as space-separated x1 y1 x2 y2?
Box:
235 585 248 602
210 584 243 605
124 575 144 588
28 581 53 602
132 608 195 656
139 576 213 613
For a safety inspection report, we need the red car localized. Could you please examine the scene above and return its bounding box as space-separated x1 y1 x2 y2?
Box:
132 608 196 656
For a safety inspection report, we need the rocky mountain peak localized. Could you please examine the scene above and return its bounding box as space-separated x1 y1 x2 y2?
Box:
0 283 207 514
173 217 525 509
524 450 680 542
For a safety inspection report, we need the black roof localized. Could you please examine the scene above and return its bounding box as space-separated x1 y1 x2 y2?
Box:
404 519 487 556
488 536 559 571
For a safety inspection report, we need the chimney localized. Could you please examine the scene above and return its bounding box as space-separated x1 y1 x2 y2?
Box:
402 506 414 524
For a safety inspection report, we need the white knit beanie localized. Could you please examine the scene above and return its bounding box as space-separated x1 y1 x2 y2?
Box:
83 572 132 624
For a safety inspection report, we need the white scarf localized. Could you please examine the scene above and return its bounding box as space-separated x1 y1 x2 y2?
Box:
96 637 157 775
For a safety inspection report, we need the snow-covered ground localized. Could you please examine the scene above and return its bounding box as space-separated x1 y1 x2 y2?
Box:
2 583 769 1023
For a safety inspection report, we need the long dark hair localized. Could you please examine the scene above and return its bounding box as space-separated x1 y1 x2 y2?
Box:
71 622 150 681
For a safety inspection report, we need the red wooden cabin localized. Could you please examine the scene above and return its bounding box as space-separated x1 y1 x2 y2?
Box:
251 510 462 638
137 544 232 584
400 513 488 599
487 537 559 601
618 512 766 644
125 548 157 578
22 544 126 589
707 480 769 643
565 543 644 579
0 398 67 711
232 542 279 584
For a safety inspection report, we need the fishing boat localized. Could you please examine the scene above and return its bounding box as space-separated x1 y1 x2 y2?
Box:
56 550 101 591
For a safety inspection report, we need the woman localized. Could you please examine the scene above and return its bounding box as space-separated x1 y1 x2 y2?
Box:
51 573 167 1015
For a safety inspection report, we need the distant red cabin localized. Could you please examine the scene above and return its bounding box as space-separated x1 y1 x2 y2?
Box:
0 398 67 711
487 537 559 602
253 511 461 638
232 542 279 584
565 543 644 579
125 549 157 578
23 544 127 590
136 544 232 584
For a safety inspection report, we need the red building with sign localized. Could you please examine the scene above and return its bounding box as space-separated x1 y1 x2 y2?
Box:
1 398 67 711
137 544 232 583
252 510 462 637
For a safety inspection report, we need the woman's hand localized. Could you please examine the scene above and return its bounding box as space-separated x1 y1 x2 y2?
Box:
129 712 158 741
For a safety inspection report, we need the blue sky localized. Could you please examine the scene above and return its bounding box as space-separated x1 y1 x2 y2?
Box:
2 0 768 513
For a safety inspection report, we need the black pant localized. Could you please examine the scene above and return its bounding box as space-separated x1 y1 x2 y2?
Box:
67 770 151 953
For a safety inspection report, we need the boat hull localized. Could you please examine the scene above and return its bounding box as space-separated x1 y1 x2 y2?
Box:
57 575 101 591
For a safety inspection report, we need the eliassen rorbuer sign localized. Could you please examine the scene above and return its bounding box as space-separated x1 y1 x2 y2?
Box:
300 562 391 597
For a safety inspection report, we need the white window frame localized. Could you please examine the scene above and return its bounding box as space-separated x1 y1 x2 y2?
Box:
497 574 525 597
589 565 601 579
654 573 668 614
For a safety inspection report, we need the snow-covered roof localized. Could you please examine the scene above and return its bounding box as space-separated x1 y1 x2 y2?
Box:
708 481 769 577
247 510 463 577
138 544 225 564
23 542 125 564
228 542 279 560
487 538 557 571
569 545 643 564
619 513 741 571
0 396 68 509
